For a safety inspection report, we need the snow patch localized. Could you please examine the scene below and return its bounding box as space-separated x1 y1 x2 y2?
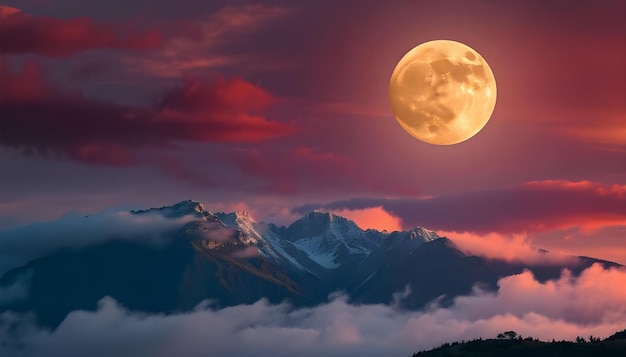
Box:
292 236 340 269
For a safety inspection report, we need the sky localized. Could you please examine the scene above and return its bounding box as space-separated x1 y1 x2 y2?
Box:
0 0 625 264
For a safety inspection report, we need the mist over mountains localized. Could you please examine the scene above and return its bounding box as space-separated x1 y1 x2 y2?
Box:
0 200 619 331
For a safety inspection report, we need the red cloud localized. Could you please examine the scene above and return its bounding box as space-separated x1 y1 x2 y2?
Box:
161 77 278 113
0 6 161 56
0 62 295 166
155 77 293 142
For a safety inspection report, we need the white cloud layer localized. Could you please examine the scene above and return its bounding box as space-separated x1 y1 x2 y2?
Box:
2 264 626 357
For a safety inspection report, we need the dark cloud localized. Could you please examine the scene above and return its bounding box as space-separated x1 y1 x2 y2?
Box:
0 62 295 166
119 4 293 78
0 6 161 57
294 181 626 234
2 265 626 356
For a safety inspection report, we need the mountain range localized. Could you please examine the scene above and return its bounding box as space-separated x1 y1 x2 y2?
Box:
0 200 619 329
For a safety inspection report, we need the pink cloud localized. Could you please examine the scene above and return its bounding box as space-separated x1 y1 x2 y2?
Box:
453 264 626 325
443 231 578 266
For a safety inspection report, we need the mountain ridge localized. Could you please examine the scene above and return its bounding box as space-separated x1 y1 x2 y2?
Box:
0 200 621 329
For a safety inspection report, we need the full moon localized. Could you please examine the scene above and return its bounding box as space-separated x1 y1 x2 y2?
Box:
389 40 497 145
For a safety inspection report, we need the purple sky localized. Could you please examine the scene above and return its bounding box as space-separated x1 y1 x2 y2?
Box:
1 0 625 262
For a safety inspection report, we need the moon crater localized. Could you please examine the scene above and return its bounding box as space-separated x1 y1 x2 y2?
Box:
389 40 497 145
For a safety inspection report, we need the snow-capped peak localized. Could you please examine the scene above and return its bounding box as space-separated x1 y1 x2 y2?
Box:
214 211 261 245
287 211 358 240
407 226 440 241
281 211 384 269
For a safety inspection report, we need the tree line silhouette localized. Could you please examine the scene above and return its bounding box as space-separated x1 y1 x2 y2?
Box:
412 328 626 356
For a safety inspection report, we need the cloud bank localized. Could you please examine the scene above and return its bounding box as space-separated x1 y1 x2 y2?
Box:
2 264 626 357
295 180 626 234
